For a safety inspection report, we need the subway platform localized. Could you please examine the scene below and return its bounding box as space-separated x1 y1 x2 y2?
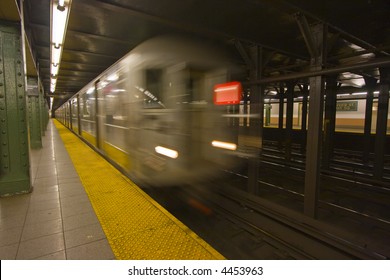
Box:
0 120 224 260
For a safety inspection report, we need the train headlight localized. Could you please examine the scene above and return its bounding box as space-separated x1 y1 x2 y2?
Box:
155 146 179 159
211 140 237 151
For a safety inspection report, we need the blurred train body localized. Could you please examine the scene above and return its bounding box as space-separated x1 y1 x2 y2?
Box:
55 36 389 188
56 36 244 186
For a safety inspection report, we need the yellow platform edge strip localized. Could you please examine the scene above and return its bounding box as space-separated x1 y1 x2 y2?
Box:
53 120 225 260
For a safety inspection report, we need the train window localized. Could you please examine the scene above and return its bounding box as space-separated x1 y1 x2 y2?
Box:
188 69 204 102
143 69 164 109
187 67 230 104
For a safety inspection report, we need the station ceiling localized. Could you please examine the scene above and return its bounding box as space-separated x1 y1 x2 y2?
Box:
2 0 390 110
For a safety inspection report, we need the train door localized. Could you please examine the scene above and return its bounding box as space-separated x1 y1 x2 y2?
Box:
135 67 176 183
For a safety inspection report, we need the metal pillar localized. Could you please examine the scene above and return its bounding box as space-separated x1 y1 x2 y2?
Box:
322 75 338 169
247 45 264 194
278 86 285 149
0 23 31 195
302 23 326 218
363 77 377 165
285 81 295 161
39 81 48 135
373 68 389 179
300 84 308 153
27 77 42 149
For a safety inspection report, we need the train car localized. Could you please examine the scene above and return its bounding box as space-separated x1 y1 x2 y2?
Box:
56 35 245 186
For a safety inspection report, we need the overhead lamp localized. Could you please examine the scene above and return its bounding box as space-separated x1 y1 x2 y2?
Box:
51 45 62 65
50 0 72 93
51 0 71 46
57 0 66 11
50 76 57 93
50 82 56 93
51 63 59 76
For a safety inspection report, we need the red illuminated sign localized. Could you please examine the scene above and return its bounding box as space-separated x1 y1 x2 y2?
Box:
213 81 242 105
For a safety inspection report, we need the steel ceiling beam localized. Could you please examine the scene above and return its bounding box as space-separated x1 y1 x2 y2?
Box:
280 0 390 56
78 0 307 59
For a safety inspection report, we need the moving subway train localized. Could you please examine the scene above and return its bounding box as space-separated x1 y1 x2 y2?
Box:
55 35 245 186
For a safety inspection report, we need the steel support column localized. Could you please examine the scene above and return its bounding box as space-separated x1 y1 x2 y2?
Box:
0 23 31 195
27 77 42 149
363 77 377 165
247 45 264 194
285 81 295 161
322 75 338 169
39 81 48 135
373 68 389 179
300 84 308 153
278 86 285 149
303 23 326 218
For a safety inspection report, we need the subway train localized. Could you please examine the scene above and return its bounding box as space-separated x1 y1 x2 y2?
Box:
55 35 246 187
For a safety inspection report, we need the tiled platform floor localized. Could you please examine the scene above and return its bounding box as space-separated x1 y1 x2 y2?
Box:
0 120 115 259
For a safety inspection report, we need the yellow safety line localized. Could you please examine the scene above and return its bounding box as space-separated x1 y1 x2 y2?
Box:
53 120 225 260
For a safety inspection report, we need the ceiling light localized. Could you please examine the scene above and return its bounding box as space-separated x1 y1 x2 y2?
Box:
50 0 72 93
51 45 62 65
51 63 59 76
51 1 70 46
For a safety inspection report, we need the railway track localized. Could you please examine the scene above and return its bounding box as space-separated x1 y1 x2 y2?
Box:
141 140 390 259
146 179 387 259
261 142 390 185
199 186 382 259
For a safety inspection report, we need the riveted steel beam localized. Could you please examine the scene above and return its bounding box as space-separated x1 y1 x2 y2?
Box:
0 22 31 196
27 77 42 149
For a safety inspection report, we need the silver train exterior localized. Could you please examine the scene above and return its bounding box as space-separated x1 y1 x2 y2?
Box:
55 35 244 186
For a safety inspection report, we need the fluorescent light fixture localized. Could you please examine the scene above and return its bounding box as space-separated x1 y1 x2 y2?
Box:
52 2 69 46
211 140 237 151
50 82 56 93
50 0 72 93
155 146 179 159
51 63 59 76
51 45 62 65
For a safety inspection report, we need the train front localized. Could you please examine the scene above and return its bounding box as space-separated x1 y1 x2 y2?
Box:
121 36 245 186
